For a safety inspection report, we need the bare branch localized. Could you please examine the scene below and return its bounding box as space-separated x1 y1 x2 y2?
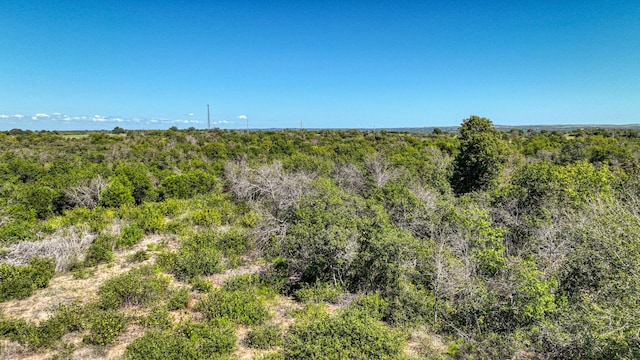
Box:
2 227 95 272
365 153 401 186
333 163 365 194
63 175 107 209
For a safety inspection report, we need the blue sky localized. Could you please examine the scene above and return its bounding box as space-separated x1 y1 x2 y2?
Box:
1 0 638 130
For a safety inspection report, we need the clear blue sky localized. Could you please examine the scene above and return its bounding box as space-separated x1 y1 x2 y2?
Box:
1 0 638 130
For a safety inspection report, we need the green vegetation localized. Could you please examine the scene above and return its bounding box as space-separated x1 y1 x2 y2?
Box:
125 321 236 360
1 122 640 358
83 308 127 346
195 288 270 325
246 323 283 349
98 266 170 310
284 305 404 359
157 231 223 281
451 115 508 194
0 257 55 301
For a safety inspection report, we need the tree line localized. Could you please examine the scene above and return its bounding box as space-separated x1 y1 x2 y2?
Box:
1 117 639 359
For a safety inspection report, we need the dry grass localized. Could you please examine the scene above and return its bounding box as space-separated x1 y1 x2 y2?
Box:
1 232 311 360
0 233 165 323
268 296 302 331
404 327 448 358
207 262 265 288
0 340 36 360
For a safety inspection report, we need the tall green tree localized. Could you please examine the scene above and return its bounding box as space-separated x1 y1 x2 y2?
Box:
451 116 508 194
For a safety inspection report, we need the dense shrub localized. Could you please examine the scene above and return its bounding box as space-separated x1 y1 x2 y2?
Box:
222 273 262 292
294 281 343 304
158 231 223 281
85 234 116 265
125 320 236 360
115 163 154 204
0 257 55 301
83 308 127 346
3 126 640 358
167 287 191 310
129 204 166 233
283 305 405 359
188 208 222 226
0 302 85 349
246 323 283 349
160 170 217 199
100 174 135 208
118 223 144 248
98 266 170 309
141 306 172 330
349 293 388 321
451 116 508 194
0 219 37 245
190 276 213 292
196 288 269 325
21 185 59 219
216 229 252 257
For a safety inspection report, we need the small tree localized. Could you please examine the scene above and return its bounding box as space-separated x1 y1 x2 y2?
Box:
451 116 508 194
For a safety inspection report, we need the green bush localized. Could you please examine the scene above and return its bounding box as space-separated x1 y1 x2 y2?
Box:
0 302 84 349
216 229 252 258
451 116 508 194
30 302 86 348
246 323 283 349
100 174 135 208
160 170 217 199
98 266 170 310
190 276 213 292
125 320 235 360
85 234 116 266
0 316 30 344
167 287 191 310
0 257 55 302
115 163 154 204
189 208 222 226
118 223 144 248
349 293 388 321
222 274 276 300
222 273 262 292
0 219 37 245
385 284 435 327
126 250 150 263
195 288 269 325
130 204 166 233
83 308 127 346
294 281 343 304
141 306 172 330
22 185 59 219
158 232 223 281
283 305 405 359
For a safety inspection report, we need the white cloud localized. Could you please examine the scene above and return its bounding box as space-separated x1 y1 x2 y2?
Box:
32 113 50 120
0 112 239 130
